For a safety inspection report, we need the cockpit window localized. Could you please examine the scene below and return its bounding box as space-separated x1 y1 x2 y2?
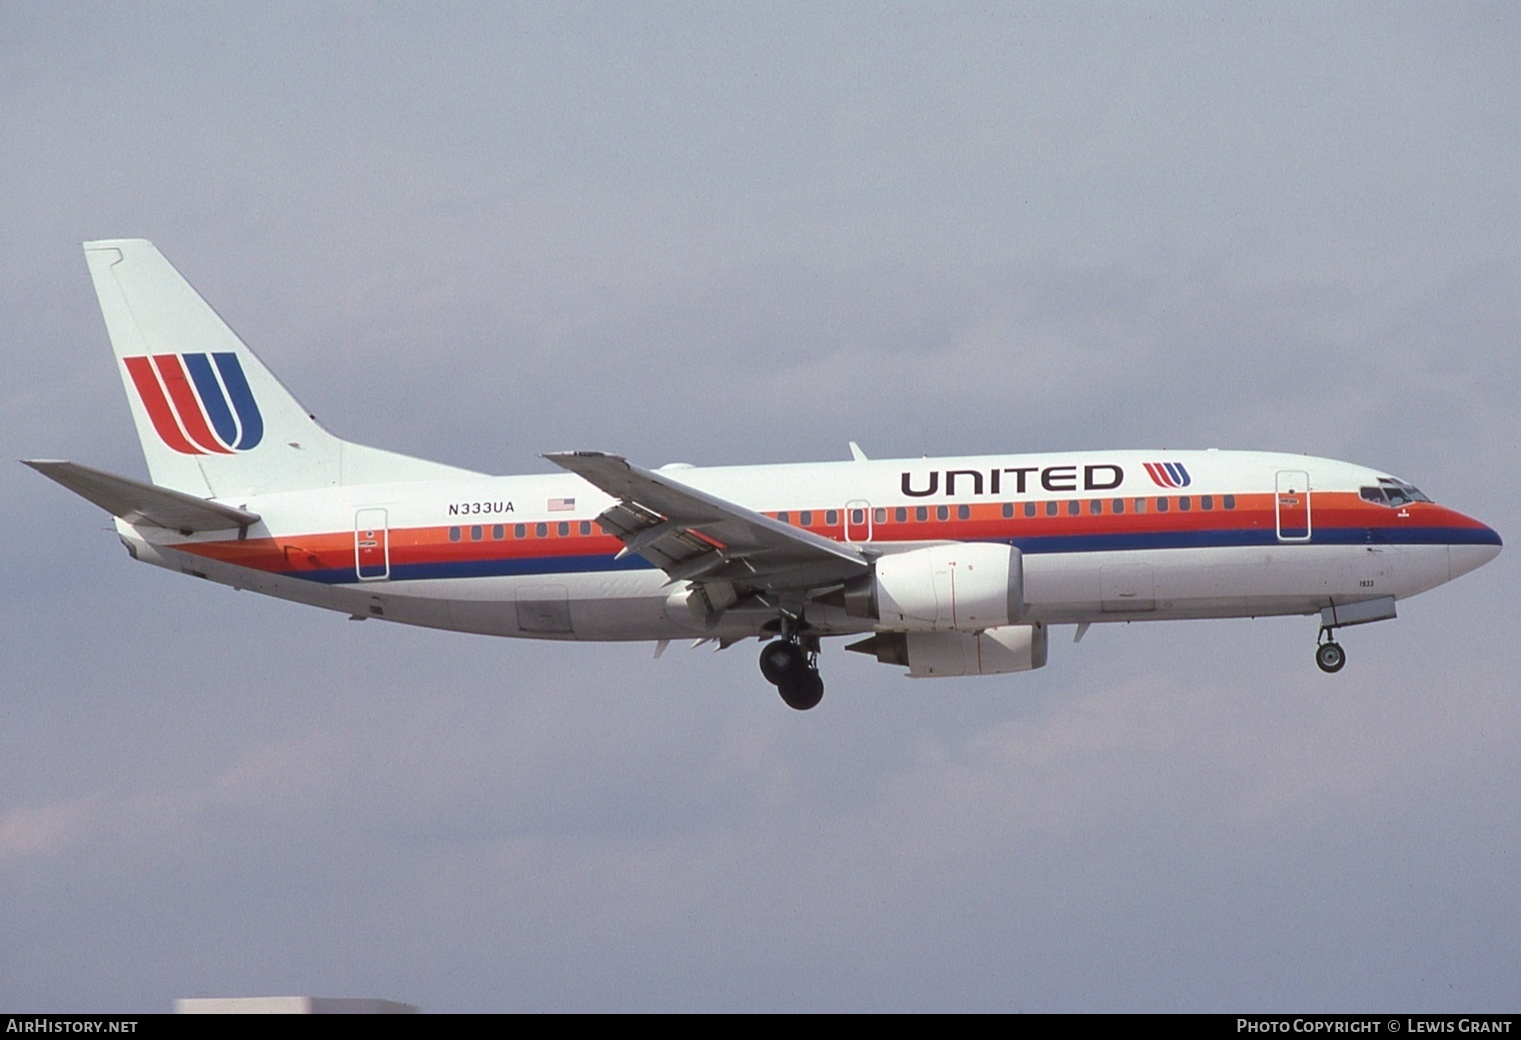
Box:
1381 478 1431 504
1364 478 1433 507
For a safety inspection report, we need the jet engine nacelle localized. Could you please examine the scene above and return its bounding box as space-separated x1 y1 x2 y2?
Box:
845 542 1024 631
846 623 1049 677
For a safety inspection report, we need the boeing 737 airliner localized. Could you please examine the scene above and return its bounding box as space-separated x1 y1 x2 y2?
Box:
27 241 1502 709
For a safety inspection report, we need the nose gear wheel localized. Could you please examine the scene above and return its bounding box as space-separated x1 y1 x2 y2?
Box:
1315 626 1346 673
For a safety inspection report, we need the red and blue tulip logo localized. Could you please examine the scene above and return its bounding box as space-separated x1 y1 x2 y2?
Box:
124 352 264 455
1144 462 1192 489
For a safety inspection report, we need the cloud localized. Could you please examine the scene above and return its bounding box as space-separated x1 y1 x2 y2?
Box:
0 800 95 870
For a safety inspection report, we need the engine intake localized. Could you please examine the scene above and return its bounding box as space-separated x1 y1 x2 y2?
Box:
844 543 1024 631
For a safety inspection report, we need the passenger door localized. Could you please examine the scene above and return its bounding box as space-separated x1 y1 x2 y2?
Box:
1275 471 1311 542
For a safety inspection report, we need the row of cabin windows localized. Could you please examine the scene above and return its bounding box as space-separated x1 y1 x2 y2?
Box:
776 495 1236 527
775 509 841 527
448 520 595 543
447 494 1242 543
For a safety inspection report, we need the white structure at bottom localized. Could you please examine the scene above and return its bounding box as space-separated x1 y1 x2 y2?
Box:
175 996 418 1014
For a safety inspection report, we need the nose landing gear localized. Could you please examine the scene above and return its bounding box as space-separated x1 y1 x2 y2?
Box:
1315 628 1346 673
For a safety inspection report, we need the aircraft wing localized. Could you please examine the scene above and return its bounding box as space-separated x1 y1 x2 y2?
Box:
543 451 870 594
24 459 261 534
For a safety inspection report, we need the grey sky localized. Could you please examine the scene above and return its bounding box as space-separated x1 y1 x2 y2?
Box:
3 3 1517 1011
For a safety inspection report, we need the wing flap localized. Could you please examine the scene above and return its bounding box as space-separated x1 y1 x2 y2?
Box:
544 451 869 592
24 459 261 534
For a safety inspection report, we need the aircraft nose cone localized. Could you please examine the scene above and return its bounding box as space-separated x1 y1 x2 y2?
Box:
1449 523 1502 580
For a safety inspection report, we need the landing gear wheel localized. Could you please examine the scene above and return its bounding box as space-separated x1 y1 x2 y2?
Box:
1315 641 1346 674
759 640 806 684
778 669 824 711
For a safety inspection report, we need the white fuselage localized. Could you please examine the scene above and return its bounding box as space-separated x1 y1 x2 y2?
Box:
115 449 1501 643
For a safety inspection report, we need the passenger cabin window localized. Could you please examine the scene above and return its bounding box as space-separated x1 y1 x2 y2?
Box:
1112 498 1125 514
1024 502 1036 518
958 504 970 520
514 524 526 539
536 523 547 538
916 506 928 522
471 525 483 540
492 524 505 540
1223 495 1235 510
936 505 949 521
558 522 569 537
580 521 592 535
896 507 908 523
1046 501 1058 517
1134 498 1147 514
800 511 813 526
1179 497 1191 512
1002 503 1013 518
777 511 789 523
826 510 839 526
1201 496 1213 511
1156 498 1169 513
1089 500 1102 515
449 526 461 542
1067 500 1080 516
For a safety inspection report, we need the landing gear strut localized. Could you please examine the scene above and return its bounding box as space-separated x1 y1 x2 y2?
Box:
1315 628 1346 674
759 620 824 710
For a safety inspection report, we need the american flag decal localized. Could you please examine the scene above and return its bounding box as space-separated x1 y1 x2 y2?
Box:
547 497 576 512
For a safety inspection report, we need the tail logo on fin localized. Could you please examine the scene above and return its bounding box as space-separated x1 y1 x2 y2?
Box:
123 352 264 455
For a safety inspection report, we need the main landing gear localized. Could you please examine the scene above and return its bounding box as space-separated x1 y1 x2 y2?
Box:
1315 628 1346 674
759 637 825 711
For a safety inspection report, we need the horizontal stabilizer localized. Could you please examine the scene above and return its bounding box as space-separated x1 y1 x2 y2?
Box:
23 459 261 534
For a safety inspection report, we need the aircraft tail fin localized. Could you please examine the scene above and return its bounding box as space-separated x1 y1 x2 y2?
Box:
83 240 477 498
